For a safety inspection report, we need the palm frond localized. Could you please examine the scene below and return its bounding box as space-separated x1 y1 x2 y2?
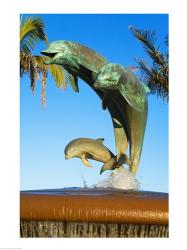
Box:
21 54 67 106
127 66 140 72
129 26 169 101
129 25 156 49
20 15 70 106
129 26 165 67
49 64 67 89
35 56 67 89
20 16 48 54
20 53 37 92
135 58 168 100
35 56 48 72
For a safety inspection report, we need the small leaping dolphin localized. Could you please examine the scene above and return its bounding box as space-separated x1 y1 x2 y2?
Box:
64 138 130 174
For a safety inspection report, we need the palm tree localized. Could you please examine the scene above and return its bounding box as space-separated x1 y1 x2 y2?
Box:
129 26 168 101
20 15 66 106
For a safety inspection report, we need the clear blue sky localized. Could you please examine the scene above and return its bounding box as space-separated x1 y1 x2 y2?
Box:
20 14 168 192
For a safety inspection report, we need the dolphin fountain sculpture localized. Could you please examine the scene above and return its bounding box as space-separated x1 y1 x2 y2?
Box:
41 40 148 174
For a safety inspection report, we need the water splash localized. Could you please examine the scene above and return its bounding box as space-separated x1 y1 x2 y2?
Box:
93 167 140 190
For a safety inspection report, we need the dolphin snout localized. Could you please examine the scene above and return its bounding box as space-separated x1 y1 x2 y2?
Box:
41 50 58 65
65 152 72 160
65 155 69 160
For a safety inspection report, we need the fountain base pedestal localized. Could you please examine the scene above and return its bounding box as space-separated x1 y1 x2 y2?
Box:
20 188 168 237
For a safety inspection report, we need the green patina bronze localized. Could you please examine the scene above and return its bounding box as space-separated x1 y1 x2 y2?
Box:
94 63 148 173
94 63 147 112
41 40 148 174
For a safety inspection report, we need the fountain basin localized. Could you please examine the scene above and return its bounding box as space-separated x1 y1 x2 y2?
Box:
20 188 168 237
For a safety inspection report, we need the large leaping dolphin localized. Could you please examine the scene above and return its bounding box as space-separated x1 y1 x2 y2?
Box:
94 63 148 173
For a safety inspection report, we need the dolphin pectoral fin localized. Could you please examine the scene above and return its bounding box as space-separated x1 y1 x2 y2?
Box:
81 154 92 167
100 157 117 175
119 78 147 112
69 73 79 93
102 94 108 110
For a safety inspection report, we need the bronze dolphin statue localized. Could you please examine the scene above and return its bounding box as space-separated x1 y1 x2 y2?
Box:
41 41 148 174
41 41 129 173
64 138 130 174
94 63 148 173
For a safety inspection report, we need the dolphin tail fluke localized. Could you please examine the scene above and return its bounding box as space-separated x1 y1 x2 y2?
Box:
100 157 117 175
100 154 131 175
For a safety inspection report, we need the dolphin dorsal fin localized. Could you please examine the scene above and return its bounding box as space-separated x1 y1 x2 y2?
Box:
96 138 105 143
